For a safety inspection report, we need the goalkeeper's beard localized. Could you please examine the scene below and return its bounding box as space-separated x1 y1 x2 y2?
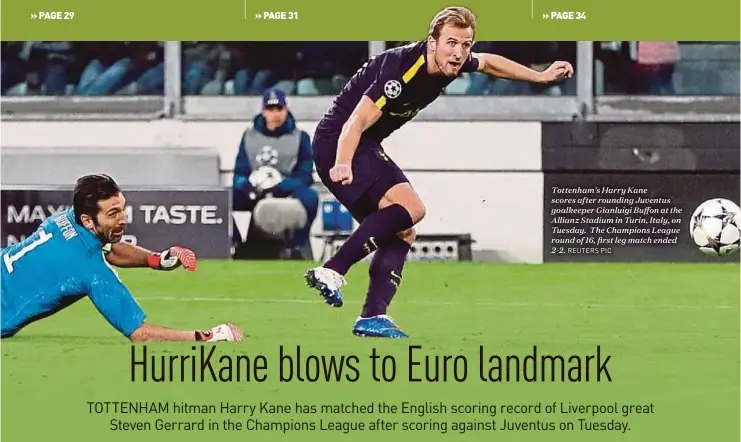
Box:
92 221 125 244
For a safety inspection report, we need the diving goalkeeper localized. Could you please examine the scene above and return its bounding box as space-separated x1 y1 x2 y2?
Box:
1 174 243 342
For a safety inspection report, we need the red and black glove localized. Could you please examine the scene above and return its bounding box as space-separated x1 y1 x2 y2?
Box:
147 246 197 272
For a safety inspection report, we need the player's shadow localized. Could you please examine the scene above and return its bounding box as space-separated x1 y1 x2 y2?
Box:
2 333 128 345
2 333 252 345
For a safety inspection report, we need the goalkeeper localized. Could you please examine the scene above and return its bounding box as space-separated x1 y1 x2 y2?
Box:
1 174 243 342
231 88 318 256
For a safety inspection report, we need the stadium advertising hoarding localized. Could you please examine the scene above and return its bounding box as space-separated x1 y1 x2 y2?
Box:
1 189 232 258
1 1 740 442
0 120 545 262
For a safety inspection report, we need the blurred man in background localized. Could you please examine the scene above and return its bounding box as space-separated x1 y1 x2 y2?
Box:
1 174 243 342
232 88 318 259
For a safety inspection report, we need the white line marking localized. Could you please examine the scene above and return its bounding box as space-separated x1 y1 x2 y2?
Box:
137 296 735 310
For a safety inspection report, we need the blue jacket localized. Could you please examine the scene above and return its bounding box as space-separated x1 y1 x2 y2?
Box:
232 112 314 196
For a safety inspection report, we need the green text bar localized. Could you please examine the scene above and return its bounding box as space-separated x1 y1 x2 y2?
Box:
2 0 739 41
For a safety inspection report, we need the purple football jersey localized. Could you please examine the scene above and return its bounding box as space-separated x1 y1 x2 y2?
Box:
316 41 479 143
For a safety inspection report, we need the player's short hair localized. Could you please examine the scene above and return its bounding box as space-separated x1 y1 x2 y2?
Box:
428 6 476 40
73 174 122 225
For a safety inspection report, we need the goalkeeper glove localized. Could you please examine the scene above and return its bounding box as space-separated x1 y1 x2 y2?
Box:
147 246 197 272
195 323 244 342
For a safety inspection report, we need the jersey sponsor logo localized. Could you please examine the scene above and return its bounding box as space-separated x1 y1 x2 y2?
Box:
384 80 402 99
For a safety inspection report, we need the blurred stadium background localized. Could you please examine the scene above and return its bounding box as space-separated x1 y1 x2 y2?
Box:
1 41 739 263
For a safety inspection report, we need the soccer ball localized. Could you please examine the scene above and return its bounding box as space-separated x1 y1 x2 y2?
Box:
689 198 741 256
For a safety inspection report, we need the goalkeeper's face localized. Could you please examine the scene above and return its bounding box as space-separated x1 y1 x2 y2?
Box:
90 193 128 244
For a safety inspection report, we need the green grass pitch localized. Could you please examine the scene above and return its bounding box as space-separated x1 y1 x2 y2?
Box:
2 260 739 441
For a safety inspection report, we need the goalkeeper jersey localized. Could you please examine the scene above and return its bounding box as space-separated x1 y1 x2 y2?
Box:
1 208 146 338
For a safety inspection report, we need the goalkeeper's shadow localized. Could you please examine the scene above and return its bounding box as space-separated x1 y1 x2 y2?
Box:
2 333 132 345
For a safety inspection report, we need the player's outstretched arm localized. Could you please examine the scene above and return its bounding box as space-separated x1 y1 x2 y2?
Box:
106 242 197 271
473 52 574 84
128 322 243 342
87 257 241 342
331 96 383 185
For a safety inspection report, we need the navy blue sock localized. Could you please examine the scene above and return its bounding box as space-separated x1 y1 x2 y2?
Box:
361 235 411 318
324 204 413 275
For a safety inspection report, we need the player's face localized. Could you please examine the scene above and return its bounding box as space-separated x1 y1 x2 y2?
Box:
89 193 128 244
431 24 474 77
262 105 288 131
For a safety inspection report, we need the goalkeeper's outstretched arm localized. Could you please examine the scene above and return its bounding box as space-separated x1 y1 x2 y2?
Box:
89 255 241 342
129 323 199 342
105 242 154 267
128 323 243 342
106 242 197 271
